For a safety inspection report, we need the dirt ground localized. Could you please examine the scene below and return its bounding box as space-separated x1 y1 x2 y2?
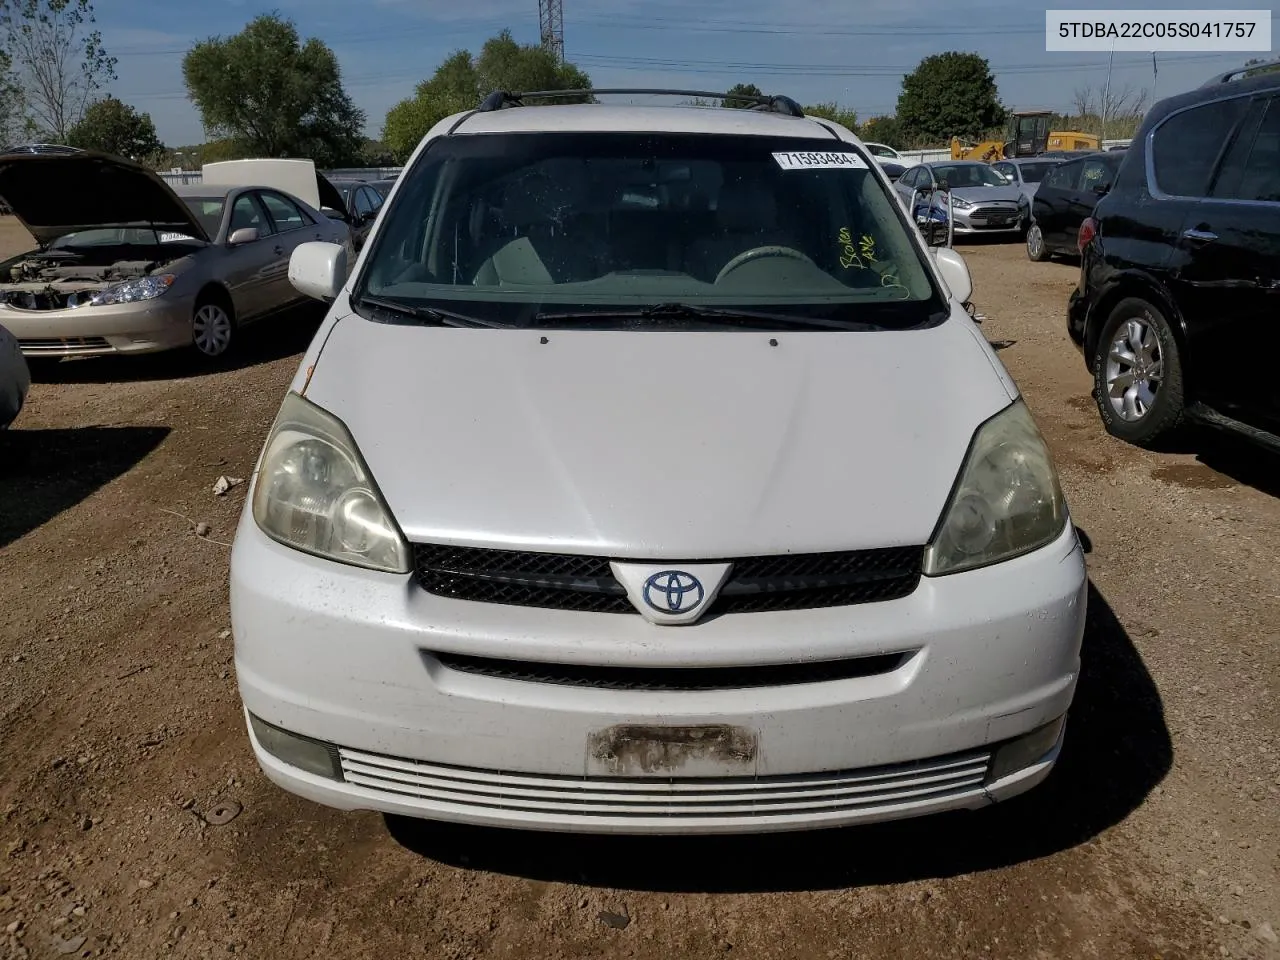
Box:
1 212 1277 960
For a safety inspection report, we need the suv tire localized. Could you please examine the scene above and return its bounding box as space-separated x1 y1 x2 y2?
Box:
1092 297 1184 447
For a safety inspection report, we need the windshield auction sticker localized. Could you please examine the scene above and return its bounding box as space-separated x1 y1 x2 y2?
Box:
1046 10 1271 50
773 152 869 170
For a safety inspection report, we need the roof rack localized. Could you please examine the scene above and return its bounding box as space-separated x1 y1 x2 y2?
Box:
1200 56 1280 87
476 88 806 118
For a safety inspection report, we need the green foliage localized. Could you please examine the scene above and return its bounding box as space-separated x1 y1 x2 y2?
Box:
182 13 366 168
165 138 253 168
382 30 591 163
65 95 163 161
802 101 858 131
0 0 116 139
859 115 905 148
896 52 1005 145
721 82 763 108
359 138 395 167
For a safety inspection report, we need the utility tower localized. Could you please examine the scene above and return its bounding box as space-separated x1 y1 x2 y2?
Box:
539 0 564 63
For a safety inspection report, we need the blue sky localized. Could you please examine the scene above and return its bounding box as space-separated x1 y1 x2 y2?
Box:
98 0 1264 146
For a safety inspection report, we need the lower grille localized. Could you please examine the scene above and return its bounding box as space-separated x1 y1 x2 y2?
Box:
337 748 993 821
968 205 1019 224
412 543 923 615
19 336 111 354
429 650 910 690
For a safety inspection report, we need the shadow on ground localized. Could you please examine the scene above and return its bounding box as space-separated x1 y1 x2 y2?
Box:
27 304 324 385
0 425 170 548
387 578 1170 893
1192 432 1280 500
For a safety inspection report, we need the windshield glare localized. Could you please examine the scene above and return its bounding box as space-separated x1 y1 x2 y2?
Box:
931 164 1010 188
355 131 944 329
1016 162 1058 184
50 227 194 248
181 198 224 237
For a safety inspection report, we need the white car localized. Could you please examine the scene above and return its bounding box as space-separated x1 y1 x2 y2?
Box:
230 89 1087 835
0 321 29 428
863 141 902 160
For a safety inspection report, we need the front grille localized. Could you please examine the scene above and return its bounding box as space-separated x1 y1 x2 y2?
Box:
412 543 923 614
429 650 910 690
337 747 993 822
19 336 111 354
968 205 1019 223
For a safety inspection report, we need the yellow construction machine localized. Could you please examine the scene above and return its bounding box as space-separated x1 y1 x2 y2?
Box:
950 110 1100 161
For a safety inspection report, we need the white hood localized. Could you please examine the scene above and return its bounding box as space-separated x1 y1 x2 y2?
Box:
302 309 1016 557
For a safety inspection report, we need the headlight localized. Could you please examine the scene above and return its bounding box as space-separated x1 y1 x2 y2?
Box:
74 274 176 307
251 391 409 573
949 196 973 209
924 399 1066 576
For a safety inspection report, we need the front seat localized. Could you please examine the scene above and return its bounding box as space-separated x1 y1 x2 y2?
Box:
684 179 793 283
473 173 598 286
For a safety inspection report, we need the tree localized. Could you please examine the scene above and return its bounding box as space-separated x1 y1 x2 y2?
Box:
860 115 904 148
65 95 163 160
803 101 858 131
721 82 763 108
0 49 29 145
182 14 366 168
359 138 394 167
1070 83 1148 123
0 0 116 140
896 52 1005 145
382 30 590 163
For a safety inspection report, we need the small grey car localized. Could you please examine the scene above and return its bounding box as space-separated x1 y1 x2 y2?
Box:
0 149 352 361
894 161 1027 236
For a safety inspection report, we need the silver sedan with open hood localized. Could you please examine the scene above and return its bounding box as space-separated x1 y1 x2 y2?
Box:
0 148 351 360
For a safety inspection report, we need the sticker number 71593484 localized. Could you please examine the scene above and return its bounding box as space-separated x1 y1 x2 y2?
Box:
772 151 868 170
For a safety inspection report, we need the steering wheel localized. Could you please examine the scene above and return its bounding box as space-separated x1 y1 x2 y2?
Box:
714 246 815 284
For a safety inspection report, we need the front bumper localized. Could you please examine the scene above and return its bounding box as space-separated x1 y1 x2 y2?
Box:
231 517 1088 834
0 296 195 357
951 210 1023 235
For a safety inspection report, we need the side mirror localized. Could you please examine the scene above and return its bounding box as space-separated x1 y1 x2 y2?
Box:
289 241 348 302
937 179 950 192
932 247 972 304
228 227 258 246
1092 182 1111 196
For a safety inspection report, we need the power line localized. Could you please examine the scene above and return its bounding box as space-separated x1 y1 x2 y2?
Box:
572 50 1228 77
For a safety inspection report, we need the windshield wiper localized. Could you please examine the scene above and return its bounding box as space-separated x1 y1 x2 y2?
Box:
354 295 502 328
531 302 863 331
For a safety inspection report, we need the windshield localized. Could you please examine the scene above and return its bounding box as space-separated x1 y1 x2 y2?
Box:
48 227 180 249
930 164 1010 188
354 131 945 330
1015 162 1058 184
866 144 895 157
182 198 224 237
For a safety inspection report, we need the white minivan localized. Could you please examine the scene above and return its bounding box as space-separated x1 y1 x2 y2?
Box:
229 90 1087 835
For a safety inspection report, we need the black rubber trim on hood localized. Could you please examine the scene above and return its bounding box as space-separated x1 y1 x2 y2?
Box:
314 172 349 221
0 149 209 244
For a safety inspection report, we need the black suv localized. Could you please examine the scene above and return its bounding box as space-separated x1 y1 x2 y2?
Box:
1068 61 1280 451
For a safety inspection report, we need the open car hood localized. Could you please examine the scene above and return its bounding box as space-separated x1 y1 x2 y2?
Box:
0 149 209 245
315 173 349 221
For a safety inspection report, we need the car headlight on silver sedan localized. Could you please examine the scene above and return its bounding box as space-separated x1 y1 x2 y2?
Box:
69 274 176 308
948 196 973 210
251 391 410 574
924 399 1066 576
